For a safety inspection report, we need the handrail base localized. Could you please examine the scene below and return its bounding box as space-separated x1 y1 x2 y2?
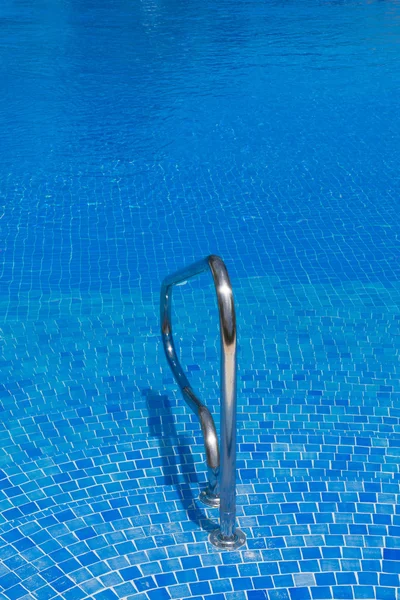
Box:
209 528 246 551
199 488 220 508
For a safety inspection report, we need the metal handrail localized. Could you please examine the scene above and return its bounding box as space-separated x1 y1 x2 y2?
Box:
160 255 246 550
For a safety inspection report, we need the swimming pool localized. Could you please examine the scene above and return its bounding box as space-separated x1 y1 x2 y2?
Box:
1 0 400 598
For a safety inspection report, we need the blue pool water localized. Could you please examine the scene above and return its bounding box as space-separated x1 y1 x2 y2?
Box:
1 0 400 599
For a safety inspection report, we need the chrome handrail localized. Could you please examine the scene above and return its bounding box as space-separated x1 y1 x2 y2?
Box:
160 255 246 550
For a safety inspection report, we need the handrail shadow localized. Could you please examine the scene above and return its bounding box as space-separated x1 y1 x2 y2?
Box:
142 387 218 533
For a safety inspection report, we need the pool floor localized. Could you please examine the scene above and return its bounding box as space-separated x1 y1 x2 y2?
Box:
1 276 400 600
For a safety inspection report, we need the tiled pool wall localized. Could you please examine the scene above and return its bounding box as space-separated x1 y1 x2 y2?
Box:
1 156 399 304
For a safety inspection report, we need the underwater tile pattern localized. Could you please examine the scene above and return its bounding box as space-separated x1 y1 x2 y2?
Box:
1 277 400 600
